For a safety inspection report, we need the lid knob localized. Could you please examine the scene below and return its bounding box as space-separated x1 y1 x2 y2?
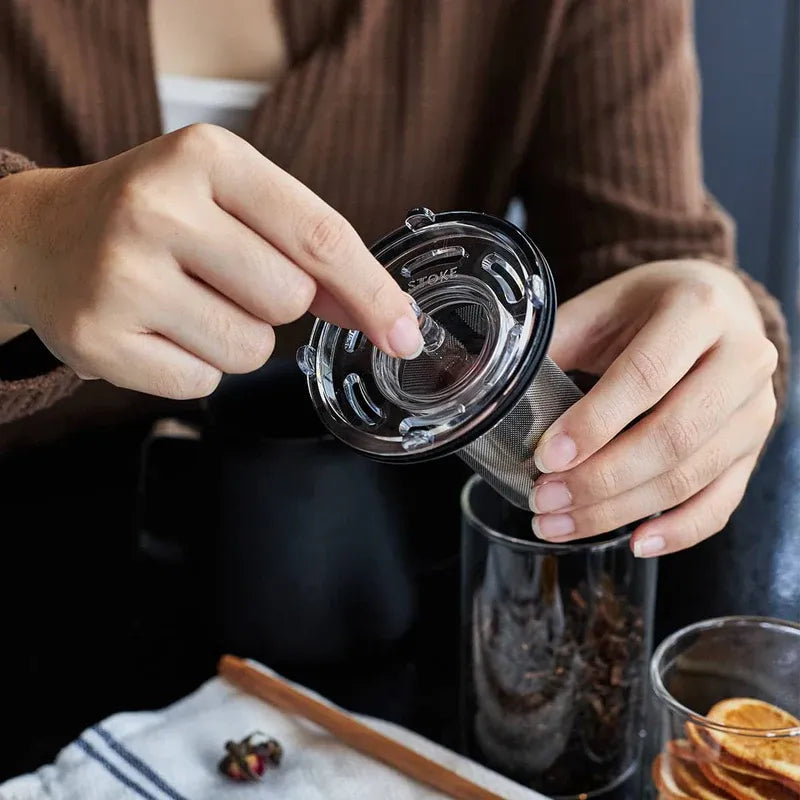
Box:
404 207 436 231
296 345 316 376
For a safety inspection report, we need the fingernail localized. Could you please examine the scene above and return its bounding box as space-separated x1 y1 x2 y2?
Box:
532 513 575 540
534 433 577 473
529 482 572 514
633 536 665 558
388 314 424 359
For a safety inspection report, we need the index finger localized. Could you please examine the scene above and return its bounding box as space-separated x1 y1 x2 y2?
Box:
204 127 423 359
534 301 719 474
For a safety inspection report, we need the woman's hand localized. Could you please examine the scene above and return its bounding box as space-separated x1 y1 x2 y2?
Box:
0 124 422 398
529 260 778 557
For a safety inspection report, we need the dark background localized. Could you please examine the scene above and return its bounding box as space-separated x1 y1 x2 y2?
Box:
0 1 798 790
658 0 800 633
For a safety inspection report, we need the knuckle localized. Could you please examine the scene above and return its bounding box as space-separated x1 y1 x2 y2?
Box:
199 310 250 371
653 414 700 464
156 364 222 400
202 304 235 346
586 465 620 501
170 122 231 159
109 174 152 222
705 503 731 538
106 177 169 241
584 398 617 445
679 506 719 549
703 445 730 483
681 497 735 549
294 275 318 316
214 314 276 373
683 517 707 549
661 465 696 504
148 366 183 400
270 274 316 325
764 387 778 418
258 325 276 363
738 336 779 381
192 366 223 398
230 323 276 373
113 172 149 211
669 277 717 310
300 210 354 269
624 345 669 398
758 338 779 376
368 275 389 308
698 381 728 419
583 501 621 535
756 388 778 431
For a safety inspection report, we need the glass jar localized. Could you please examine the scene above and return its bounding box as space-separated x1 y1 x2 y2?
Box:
460 475 658 799
646 616 800 799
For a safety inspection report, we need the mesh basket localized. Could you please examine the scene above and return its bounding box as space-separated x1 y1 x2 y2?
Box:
459 357 583 508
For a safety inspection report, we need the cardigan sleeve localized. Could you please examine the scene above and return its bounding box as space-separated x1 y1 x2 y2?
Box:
518 0 789 419
0 149 81 425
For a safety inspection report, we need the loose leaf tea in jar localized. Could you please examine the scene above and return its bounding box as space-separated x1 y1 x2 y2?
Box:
462 477 656 799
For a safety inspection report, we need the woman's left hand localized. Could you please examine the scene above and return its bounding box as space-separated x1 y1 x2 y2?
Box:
529 260 779 558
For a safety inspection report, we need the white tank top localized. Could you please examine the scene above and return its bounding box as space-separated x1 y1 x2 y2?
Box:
157 74 270 136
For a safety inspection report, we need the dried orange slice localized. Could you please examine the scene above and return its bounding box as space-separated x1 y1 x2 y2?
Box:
653 754 701 798
705 699 800 787
698 761 799 800
669 739 703 763
654 753 734 799
687 722 780 781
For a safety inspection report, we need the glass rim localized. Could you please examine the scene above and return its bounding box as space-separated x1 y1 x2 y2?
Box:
651 615 800 738
460 474 633 554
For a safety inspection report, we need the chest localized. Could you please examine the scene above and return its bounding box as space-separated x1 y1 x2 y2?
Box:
4 0 558 242
149 0 288 81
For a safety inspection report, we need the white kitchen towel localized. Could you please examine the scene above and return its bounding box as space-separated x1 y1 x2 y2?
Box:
0 663 548 800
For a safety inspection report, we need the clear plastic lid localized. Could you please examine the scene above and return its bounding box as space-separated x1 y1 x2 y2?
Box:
297 208 558 461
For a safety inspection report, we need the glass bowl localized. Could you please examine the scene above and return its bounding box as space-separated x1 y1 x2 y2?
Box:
646 616 800 799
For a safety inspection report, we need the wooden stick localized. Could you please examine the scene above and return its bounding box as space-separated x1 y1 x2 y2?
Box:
218 655 507 800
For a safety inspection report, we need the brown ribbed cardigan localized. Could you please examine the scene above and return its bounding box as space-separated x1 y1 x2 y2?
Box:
0 0 789 427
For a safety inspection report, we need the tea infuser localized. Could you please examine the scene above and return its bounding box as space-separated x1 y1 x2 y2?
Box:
297 208 583 509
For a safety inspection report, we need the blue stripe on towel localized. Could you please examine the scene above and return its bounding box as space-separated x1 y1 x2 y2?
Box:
91 726 189 800
76 739 161 800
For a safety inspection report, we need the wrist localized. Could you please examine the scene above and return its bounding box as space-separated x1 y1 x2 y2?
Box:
0 169 34 330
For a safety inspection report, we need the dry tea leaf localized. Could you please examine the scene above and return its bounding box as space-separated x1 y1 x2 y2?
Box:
471 574 644 793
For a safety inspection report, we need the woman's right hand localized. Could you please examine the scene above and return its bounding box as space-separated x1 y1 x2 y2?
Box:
0 124 423 398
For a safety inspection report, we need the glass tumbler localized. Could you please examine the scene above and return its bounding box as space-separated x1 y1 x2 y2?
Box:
646 616 800 799
461 475 658 799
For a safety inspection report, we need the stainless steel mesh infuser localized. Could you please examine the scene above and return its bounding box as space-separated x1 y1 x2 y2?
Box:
297 208 583 509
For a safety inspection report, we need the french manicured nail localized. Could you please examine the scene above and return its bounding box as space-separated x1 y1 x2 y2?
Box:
633 536 665 558
529 481 572 514
388 314 424 359
534 433 577 473
532 513 575 540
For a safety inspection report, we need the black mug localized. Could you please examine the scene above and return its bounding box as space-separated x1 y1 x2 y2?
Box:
137 358 470 727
